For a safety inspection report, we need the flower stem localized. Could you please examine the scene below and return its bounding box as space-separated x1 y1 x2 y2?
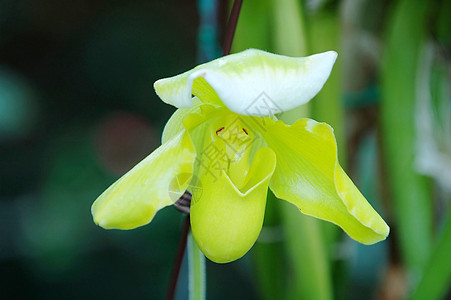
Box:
222 0 243 56
166 215 190 300
188 232 206 300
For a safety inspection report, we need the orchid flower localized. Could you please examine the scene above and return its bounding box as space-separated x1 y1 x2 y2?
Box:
91 49 389 263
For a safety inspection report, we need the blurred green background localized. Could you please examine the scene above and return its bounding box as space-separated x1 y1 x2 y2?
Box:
1 0 450 299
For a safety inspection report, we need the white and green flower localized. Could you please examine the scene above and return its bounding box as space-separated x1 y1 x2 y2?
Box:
91 49 389 263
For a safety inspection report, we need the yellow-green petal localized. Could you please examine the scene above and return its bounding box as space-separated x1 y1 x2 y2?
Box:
162 98 221 145
91 130 196 229
190 147 276 263
154 49 337 116
162 97 218 144
263 118 389 244
161 98 202 144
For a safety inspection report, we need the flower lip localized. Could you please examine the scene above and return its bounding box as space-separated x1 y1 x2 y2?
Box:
190 147 277 263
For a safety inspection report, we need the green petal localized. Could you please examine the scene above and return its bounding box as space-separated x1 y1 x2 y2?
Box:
154 49 337 116
91 130 196 229
162 97 205 144
190 147 276 263
162 98 221 145
263 118 389 244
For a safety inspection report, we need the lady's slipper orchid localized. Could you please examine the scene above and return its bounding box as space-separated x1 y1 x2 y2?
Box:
92 49 389 263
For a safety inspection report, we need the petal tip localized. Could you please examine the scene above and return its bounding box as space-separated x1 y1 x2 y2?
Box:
309 50 338 74
326 50 338 60
153 78 165 96
316 50 338 62
91 205 110 229
153 77 193 108
383 223 390 237
98 220 107 228
325 51 338 67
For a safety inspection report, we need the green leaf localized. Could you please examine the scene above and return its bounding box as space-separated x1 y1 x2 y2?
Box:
381 0 433 276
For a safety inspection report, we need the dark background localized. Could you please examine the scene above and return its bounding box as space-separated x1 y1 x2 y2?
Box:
0 0 258 298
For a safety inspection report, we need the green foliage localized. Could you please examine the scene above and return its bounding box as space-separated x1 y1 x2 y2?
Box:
381 0 433 278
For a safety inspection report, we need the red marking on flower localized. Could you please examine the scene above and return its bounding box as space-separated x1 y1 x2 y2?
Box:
216 127 225 135
242 128 248 135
